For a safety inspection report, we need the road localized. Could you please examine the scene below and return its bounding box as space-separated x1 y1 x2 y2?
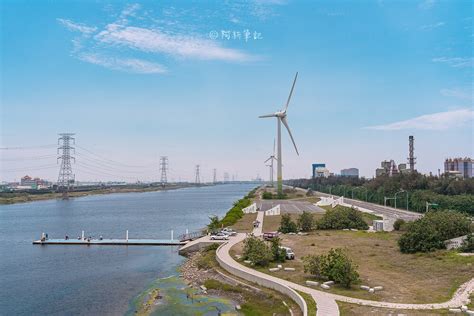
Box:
258 199 325 214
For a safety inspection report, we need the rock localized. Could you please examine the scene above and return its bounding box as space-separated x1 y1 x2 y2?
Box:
360 285 370 290
373 286 383 291
448 308 462 313
323 281 334 285
461 306 468 312
244 260 251 264
306 280 319 287
269 268 279 272
320 284 330 290
368 288 375 293
277 264 282 269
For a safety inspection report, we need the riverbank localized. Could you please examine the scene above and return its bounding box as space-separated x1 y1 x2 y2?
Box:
0 183 208 205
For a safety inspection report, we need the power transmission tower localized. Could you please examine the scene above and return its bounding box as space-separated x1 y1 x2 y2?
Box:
159 156 168 187
223 172 229 183
195 165 200 185
213 168 217 184
57 133 75 200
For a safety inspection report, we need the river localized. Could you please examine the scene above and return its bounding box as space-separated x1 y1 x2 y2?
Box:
0 183 256 315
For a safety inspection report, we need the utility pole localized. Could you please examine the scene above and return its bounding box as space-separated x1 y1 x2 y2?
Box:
195 165 200 185
159 156 168 187
57 133 75 200
213 168 217 184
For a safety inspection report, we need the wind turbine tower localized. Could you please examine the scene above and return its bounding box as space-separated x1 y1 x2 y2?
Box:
265 139 277 186
259 72 299 196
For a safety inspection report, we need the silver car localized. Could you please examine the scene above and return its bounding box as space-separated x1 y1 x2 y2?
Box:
210 233 229 240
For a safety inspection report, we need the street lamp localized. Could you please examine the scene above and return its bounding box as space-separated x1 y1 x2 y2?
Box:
394 190 408 210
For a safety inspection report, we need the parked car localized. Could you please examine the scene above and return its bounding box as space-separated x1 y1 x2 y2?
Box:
263 231 279 240
279 246 295 260
221 228 237 236
210 232 229 240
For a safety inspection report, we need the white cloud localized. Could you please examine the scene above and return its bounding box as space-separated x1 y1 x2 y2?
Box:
78 53 167 74
419 0 436 10
432 57 474 68
364 109 474 131
57 18 97 35
420 21 445 30
95 24 254 62
440 88 473 101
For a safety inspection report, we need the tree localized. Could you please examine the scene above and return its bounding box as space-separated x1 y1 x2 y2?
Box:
279 213 298 233
393 219 406 231
316 206 368 230
303 248 359 288
262 192 273 199
298 211 315 232
270 237 286 262
460 234 474 253
207 215 220 231
243 236 273 267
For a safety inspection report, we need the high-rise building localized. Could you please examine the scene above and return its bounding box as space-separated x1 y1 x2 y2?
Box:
341 168 359 178
444 158 473 178
312 163 329 178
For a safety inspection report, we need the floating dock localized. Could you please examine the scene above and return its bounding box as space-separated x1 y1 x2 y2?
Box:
33 238 186 246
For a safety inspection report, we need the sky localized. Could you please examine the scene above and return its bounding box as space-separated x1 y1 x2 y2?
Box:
1 0 473 183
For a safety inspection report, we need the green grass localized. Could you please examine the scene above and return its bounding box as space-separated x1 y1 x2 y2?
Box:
296 290 317 315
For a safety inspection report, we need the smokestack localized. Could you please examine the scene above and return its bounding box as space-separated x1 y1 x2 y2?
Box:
408 135 416 172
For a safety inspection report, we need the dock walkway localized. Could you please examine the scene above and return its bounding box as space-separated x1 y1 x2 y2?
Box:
33 238 185 246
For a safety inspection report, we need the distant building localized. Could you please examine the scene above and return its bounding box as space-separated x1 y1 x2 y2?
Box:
19 175 50 189
444 158 473 179
376 160 398 177
341 168 359 178
312 163 329 178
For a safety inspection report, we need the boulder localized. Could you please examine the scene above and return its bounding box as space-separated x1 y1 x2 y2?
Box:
306 280 319 287
373 286 383 291
269 268 280 272
323 281 334 286
320 284 330 290
360 285 370 291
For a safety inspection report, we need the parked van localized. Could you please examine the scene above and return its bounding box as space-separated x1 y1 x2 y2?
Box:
279 246 295 260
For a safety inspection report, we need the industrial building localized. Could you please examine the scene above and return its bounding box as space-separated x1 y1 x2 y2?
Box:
312 163 330 178
19 175 50 189
444 158 473 179
340 168 359 178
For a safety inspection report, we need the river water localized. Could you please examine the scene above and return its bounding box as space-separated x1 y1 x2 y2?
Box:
0 183 255 315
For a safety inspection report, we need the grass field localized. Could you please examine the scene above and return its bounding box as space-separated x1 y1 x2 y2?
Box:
231 230 474 304
232 213 258 233
337 302 453 315
262 213 324 232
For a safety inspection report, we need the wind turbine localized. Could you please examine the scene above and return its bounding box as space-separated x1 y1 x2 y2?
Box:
265 139 277 187
259 72 299 196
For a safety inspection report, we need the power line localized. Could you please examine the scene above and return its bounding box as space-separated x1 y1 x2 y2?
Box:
75 145 154 168
0 144 57 150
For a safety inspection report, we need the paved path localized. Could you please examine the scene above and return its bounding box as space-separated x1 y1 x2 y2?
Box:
216 232 474 316
253 211 264 237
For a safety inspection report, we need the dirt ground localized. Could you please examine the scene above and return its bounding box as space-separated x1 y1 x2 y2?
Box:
337 302 455 315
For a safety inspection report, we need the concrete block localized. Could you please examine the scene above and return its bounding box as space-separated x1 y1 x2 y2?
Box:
466 310 474 316
323 281 335 285
284 267 295 271
461 306 468 312
320 284 330 290
368 288 375 293
350 229 358 231
244 260 251 264
448 308 462 313
269 268 280 272
343 229 349 231
373 286 383 291
306 280 319 287
360 285 370 290
277 264 282 269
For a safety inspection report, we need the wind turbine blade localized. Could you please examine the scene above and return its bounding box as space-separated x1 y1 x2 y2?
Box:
273 138 276 156
259 113 277 118
281 116 299 155
265 157 272 163
284 72 298 112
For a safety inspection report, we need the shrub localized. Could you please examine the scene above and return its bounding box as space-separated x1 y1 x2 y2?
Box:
303 248 359 288
460 233 474 253
243 236 273 267
270 237 286 262
298 211 315 232
279 213 298 233
316 206 369 230
393 219 406 231
398 210 471 253
207 215 220 231
262 192 273 199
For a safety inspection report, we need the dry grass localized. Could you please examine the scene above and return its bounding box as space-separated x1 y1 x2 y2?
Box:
231 230 474 304
337 302 452 315
262 213 324 232
232 213 258 233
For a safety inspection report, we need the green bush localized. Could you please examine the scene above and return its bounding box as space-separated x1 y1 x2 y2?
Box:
298 211 315 232
279 213 298 233
303 248 359 288
316 206 369 230
460 233 474 253
393 219 406 231
262 192 273 199
398 210 471 253
243 236 273 267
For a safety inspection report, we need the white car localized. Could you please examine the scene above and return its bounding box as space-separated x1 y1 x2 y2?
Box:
280 246 295 260
210 233 229 240
221 228 237 236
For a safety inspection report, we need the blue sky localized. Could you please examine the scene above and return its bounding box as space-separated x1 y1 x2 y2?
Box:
1 0 473 182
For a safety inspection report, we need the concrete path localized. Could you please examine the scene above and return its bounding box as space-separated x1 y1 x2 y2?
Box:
215 232 474 316
253 210 264 237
